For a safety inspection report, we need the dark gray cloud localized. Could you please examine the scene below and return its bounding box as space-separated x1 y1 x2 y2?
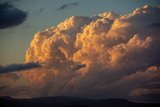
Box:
0 0 23 3
72 64 86 71
0 62 40 74
39 8 44 12
150 22 160 27
57 2 79 10
0 1 27 29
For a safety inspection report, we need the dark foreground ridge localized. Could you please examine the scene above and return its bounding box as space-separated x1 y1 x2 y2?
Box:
0 96 159 107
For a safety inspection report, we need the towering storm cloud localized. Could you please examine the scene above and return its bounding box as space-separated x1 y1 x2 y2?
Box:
1 5 160 101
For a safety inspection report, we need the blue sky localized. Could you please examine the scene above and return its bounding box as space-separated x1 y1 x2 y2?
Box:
0 0 160 65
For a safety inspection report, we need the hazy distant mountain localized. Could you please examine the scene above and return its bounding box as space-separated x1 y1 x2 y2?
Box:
0 96 159 107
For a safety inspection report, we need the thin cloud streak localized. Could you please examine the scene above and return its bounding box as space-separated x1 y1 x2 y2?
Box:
56 2 79 11
0 62 40 74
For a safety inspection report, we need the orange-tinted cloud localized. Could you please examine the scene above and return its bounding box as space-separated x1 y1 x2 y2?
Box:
1 5 160 102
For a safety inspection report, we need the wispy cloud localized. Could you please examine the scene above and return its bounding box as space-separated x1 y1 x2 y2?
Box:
39 8 44 12
56 2 79 11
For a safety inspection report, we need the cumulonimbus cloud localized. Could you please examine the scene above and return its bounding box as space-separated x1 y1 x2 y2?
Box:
0 1 27 29
1 5 160 102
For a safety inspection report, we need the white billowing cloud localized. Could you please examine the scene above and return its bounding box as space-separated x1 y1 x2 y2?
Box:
1 5 160 101
25 16 92 70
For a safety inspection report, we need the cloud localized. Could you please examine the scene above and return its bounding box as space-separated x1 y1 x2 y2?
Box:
0 86 9 90
0 62 40 74
0 73 19 80
129 88 160 98
0 84 30 98
129 86 160 102
1 5 160 102
149 22 160 27
0 1 27 29
56 2 79 10
39 8 44 12
0 73 20 94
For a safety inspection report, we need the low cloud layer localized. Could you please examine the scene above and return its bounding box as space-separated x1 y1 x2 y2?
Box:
56 2 79 10
0 2 27 29
0 5 160 102
0 62 40 74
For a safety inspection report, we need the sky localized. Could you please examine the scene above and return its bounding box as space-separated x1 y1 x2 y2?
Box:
0 0 160 66
0 0 160 102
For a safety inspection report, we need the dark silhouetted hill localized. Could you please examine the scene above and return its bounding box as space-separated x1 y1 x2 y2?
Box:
0 96 159 107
